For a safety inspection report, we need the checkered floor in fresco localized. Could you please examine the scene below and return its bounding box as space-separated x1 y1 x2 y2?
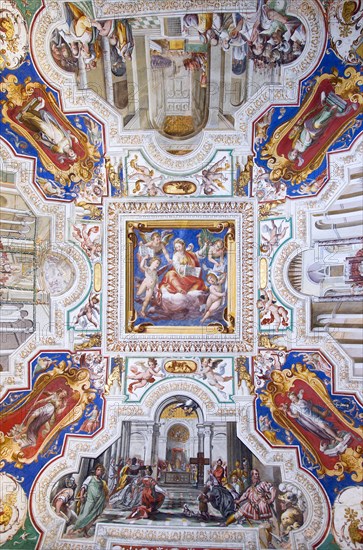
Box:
129 15 160 30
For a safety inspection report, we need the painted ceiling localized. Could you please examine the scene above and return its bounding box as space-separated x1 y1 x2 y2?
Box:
0 0 362 549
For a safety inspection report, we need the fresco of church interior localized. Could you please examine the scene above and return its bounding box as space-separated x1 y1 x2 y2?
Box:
0 0 362 549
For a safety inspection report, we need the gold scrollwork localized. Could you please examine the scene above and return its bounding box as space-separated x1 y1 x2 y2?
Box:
162 181 197 195
233 156 253 196
164 360 197 373
0 76 100 185
0 361 95 468
74 333 102 350
104 358 124 395
260 363 363 478
262 68 363 184
105 157 126 197
235 357 255 394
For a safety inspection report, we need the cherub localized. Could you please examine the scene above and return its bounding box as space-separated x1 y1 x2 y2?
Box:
74 293 100 328
197 156 230 195
208 238 226 273
300 352 331 376
296 171 326 195
257 289 289 329
260 219 288 255
199 357 232 399
128 358 163 393
139 231 173 264
72 224 101 260
128 155 163 196
137 256 162 317
37 177 68 198
200 272 226 323
255 108 274 145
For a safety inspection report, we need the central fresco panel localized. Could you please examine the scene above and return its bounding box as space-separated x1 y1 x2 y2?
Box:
107 199 255 353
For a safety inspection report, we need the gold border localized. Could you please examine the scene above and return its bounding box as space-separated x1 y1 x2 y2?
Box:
262 68 363 184
106 200 255 353
126 219 236 334
0 361 96 468
260 363 363 477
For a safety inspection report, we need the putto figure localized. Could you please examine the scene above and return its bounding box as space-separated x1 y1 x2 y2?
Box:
128 358 164 393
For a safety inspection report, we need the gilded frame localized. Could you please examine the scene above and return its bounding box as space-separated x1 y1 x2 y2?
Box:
106 199 256 354
260 363 363 479
0 361 96 468
125 219 236 335
0 76 100 185
262 68 363 184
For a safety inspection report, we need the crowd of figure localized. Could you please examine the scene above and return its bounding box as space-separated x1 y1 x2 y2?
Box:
182 0 306 73
189 459 277 526
50 1 306 79
191 459 305 541
51 454 305 542
50 3 134 76
52 458 167 537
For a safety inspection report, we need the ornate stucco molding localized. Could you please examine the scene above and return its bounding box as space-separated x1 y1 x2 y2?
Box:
105 199 256 354
31 0 325 174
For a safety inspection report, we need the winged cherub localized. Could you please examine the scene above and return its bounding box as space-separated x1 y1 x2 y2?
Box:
197 156 230 196
138 230 173 264
128 155 163 196
260 219 288 255
128 358 163 393
199 358 232 399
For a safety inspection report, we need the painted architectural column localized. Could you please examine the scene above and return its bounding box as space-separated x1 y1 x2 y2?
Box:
203 423 213 481
207 44 222 127
196 423 205 454
151 422 161 466
120 421 131 461
101 36 115 106
144 421 155 466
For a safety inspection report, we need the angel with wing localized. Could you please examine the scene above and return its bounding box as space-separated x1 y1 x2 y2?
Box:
129 155 164 196
72 224 101 260
128 358 164 393
260 219 288 256
199 357 233 399
191 230 227 274
197 156 230 196
138 230 173 264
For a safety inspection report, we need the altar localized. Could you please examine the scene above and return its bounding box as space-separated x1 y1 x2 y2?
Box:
162 471 192 485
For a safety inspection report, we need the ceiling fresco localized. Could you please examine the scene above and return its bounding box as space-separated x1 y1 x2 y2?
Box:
0 0 362 549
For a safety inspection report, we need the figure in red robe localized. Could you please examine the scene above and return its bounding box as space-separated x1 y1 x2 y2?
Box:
212 458 226 485
128 467 167 519
160 238 206 294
